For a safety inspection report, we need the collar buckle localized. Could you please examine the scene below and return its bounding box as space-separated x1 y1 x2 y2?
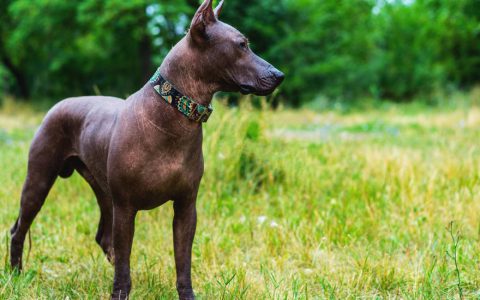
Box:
191 103 213 123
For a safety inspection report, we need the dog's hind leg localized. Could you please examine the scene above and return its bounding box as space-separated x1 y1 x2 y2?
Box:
10 138 63 270
73 159 114 263
95 193 114 263
90 182 114 263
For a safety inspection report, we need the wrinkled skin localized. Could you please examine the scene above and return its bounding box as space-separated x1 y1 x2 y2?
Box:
9 1 284 299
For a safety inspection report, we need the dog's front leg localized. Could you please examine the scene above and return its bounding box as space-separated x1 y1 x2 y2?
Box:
111 205 137 300
173 198 197 300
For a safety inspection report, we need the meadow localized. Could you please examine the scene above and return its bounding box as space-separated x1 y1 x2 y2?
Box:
1 92 480 299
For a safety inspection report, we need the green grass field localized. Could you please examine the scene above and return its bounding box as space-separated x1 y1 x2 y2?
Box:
1 94 480 299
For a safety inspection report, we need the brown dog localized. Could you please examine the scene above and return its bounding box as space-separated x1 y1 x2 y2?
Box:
9 0 284 299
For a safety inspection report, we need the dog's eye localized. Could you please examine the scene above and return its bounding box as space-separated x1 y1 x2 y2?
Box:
239 41 248 49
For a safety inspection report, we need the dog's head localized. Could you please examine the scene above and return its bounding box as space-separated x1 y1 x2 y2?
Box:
187 0 284 96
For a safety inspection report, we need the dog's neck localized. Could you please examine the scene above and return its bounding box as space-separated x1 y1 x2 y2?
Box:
135 38 217 135
158 38 218 107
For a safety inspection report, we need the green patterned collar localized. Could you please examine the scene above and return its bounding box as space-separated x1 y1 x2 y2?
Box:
149 68 213 123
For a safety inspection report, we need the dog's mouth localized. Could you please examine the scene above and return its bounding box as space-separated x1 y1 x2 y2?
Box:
239 82 283 96
240 85 277 96
239 74 284 96
239 85 256 95
240 87 279 96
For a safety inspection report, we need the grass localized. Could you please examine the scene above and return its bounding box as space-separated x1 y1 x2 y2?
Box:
1 92 480 299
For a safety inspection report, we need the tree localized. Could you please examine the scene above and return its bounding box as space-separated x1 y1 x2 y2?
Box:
0 0 30 99
0 0 479 104
1 0 191 99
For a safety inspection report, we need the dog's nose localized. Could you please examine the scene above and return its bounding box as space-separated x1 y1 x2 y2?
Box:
273 69 285 83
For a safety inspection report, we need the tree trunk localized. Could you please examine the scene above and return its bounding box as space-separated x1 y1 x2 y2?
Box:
1 54 30 100
139 33 152 83
137 4 152 83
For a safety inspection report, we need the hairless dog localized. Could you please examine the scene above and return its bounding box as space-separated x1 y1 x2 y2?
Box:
9 0 284 299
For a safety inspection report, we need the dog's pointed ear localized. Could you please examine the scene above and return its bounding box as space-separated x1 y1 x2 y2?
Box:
214 0 225 18
189 0 217 45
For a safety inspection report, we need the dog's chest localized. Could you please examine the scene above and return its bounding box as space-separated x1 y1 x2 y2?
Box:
118 148 203 208
108 108 205 208
149 155 199 188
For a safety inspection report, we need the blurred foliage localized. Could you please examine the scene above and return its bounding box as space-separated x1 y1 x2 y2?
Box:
374 0 480 100
0 0 479 104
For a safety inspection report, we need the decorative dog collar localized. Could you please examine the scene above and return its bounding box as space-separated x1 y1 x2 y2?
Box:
149 68 213 123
